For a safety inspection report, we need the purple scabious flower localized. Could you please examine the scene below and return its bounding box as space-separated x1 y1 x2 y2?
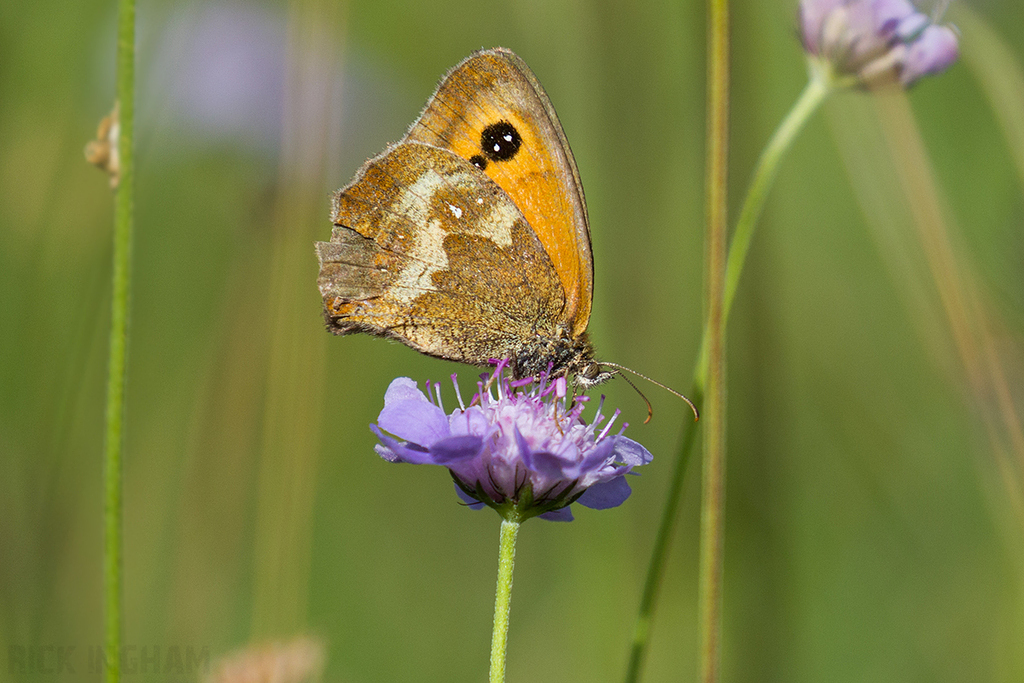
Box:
371 362 653 522
799 0 959 87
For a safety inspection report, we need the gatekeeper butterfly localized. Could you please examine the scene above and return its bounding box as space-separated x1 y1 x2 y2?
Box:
316 48 611 388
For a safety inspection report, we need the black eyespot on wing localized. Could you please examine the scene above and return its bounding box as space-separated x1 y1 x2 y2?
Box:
480 121 522 162
469 154 488 170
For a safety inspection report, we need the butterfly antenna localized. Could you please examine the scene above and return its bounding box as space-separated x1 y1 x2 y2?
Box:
610 369 654 424
601 362 699 422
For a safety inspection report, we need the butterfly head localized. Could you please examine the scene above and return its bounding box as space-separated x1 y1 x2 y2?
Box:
576 360 616 390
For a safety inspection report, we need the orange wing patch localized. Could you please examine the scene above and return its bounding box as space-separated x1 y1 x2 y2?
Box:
406 49 593 338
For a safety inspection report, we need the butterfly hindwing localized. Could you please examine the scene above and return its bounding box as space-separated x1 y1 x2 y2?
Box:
317 142 569 367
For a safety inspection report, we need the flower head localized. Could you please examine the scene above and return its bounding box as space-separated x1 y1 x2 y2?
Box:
371 362 653 522
800 0 958 88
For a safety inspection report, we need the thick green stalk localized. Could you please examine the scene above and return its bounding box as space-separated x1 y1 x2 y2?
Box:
623 60 832 683
103 0 136 679
489 516 521 683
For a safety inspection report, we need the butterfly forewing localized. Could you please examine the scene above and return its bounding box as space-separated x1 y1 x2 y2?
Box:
405 48 593 337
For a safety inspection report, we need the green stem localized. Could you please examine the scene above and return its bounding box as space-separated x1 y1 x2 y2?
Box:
623 400 701 682
623 74 831 683
489 516 521 683
698 0 730 678
695 76 831 389
104 0 136 679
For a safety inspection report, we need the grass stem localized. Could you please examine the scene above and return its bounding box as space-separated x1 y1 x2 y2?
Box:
102 0 136 679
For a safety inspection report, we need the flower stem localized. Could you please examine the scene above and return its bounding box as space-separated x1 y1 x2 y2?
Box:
698 0 730 679
694 75 831 390
103 0 136 679
489 517 521 683
624 73 830 683
623 404 701 683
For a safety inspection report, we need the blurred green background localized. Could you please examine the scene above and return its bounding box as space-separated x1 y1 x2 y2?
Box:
3 0 1024 681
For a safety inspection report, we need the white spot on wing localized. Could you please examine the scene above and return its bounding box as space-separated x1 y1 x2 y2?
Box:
443 171 516 249
448 203 463 219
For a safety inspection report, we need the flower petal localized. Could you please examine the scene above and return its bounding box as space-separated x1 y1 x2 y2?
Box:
454 483 486 510
370 425 436 465
539 506 574 522
870 0 916 38
612 436 654 467
383 376 425 404
430 435 485 464
799 0 845 53
514 426 539 471
529 450 572 478
577 476 632 510
895 10 928 41
900 24 959 85
449 406 492 438
377 378 450 447
374 443 400 463
577 436 617 473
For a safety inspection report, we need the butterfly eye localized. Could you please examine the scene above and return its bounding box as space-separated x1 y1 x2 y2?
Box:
480 121 522 162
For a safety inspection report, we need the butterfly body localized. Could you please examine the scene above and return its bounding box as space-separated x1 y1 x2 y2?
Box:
316 48 609 386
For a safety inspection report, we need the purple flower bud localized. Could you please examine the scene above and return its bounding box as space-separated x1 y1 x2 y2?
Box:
899 24 959 86
800 0 846 54
372 362 653 522
799 0 959 87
